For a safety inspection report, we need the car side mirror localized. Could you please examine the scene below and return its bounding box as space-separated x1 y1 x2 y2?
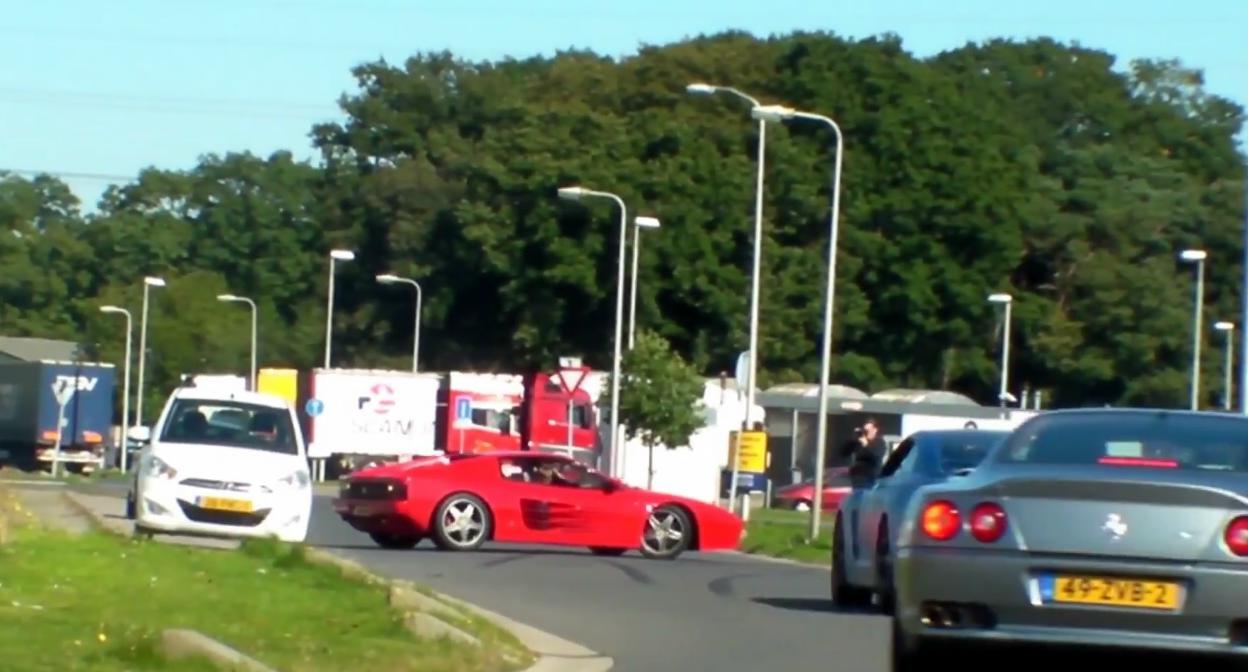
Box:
600 477 617 493
127 426 152 443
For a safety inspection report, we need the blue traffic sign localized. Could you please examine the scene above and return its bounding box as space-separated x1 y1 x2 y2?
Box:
455 396 472 421
305 398 324 417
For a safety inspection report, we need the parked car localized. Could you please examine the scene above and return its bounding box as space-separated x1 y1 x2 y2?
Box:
774 467 852 511
831 428 1010 612
332 451 745 560
892 408 1248 662
126 381 313 544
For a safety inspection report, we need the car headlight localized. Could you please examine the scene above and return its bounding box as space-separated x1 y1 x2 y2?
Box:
279 469 311 489
145 455 178 480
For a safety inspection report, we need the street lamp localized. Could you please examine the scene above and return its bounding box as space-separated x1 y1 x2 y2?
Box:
135 276 165 427
99 305 132 472
627 216 661 350
988 293 1014 407
1215 321 1235 411
1180 249 1207 410
217 294 258 390
751 103 843 540
558 185 628 478
324 249 355 369
687 82 769 497
377 273 423 373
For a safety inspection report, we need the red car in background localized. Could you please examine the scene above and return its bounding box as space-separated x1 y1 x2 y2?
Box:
773 467 852 511
332 451 745 560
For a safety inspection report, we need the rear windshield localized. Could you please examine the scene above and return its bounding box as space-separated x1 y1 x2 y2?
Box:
937 433 1005 473
160 399 299 455
995 412 1248 472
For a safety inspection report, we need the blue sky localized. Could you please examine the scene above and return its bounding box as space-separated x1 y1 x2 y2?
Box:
3 0 1245 211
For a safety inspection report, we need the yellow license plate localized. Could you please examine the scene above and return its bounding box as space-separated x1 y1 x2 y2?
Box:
1052 575 1180 610
199 496 253 513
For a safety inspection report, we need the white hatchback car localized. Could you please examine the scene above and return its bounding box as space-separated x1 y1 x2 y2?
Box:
126 384 312 543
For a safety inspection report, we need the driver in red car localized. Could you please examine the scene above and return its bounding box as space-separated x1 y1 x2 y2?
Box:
535 460 579 487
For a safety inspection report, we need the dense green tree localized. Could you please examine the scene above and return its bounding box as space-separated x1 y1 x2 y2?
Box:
0 32 1243 413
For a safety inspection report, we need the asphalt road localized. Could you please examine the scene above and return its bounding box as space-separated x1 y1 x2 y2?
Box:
66 481 1243 671
307 494 892 671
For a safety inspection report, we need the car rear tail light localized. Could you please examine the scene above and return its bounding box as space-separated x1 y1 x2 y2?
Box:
969 502 1007 543
1224 516 1248 556
1097 456 1179 468
921 500 961 541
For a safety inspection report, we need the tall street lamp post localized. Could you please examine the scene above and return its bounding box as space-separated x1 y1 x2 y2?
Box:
135 276 165 427
1181 249 1207 410
376 273 424 373
988 293 1013 407
1215 321 1235 411
751 104 843 540
687 83 769 509
217 294 258 390
99 305 132 472
627 216 661 350
325 249 355 369
558 186 628 478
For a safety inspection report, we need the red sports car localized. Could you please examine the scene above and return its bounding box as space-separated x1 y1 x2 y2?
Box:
331 451 745 560
773 467 852 511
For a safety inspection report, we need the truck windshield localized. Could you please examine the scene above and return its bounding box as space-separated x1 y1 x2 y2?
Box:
160 399 299 456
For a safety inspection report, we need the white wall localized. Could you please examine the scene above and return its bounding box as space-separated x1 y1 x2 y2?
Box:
609 380 763 504
899 410 1039 436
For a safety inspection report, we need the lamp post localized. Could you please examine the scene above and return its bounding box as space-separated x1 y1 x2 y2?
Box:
988 293 1013 407
217 294 258 390
627 216 662 350
1215 321 1235 411
135 276 165 427
687 82 769 494
751 104 843 540
1180 249 1207 410
377 273 423 372
324 249 355 369
99 305 132 472
558 185 627 478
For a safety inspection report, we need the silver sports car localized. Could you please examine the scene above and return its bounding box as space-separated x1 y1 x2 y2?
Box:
892 407 1248 661
832 428 1010 612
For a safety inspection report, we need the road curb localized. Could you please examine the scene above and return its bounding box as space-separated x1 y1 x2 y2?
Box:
161 628 279 672
61 490 130 536
303 547 614 672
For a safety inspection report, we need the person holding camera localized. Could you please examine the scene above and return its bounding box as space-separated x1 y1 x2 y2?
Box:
840 417 886 478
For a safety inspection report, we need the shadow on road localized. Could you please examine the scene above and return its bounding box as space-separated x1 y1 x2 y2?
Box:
751 596 883 616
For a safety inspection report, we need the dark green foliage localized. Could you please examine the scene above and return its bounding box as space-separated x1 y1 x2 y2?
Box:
1 32 1244 410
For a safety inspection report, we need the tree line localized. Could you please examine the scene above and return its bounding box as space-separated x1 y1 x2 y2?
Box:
1 30 1245 417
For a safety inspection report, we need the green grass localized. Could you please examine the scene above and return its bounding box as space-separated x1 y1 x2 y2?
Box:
0 489 533 672
739 507 834 565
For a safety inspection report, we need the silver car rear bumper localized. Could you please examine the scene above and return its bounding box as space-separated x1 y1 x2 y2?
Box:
894 545 1248 656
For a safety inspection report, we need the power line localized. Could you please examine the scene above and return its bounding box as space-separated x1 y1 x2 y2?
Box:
2 168 134 182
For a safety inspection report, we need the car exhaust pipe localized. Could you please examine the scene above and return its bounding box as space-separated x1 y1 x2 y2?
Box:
942 606 961 628
920 605 944 626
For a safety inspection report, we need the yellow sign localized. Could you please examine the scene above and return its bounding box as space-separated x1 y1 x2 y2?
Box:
728 431 768 474
258 368 299 406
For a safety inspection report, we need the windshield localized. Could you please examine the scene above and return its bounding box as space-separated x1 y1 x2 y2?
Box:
995 412 1248 472
937 433 1006 474
160 398 299 455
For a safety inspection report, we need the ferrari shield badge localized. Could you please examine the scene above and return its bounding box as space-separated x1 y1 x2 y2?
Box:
1102 513 1128 540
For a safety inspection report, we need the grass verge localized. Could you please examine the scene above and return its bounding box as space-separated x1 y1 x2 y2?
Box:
739 507 833 565
0 487 533 672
